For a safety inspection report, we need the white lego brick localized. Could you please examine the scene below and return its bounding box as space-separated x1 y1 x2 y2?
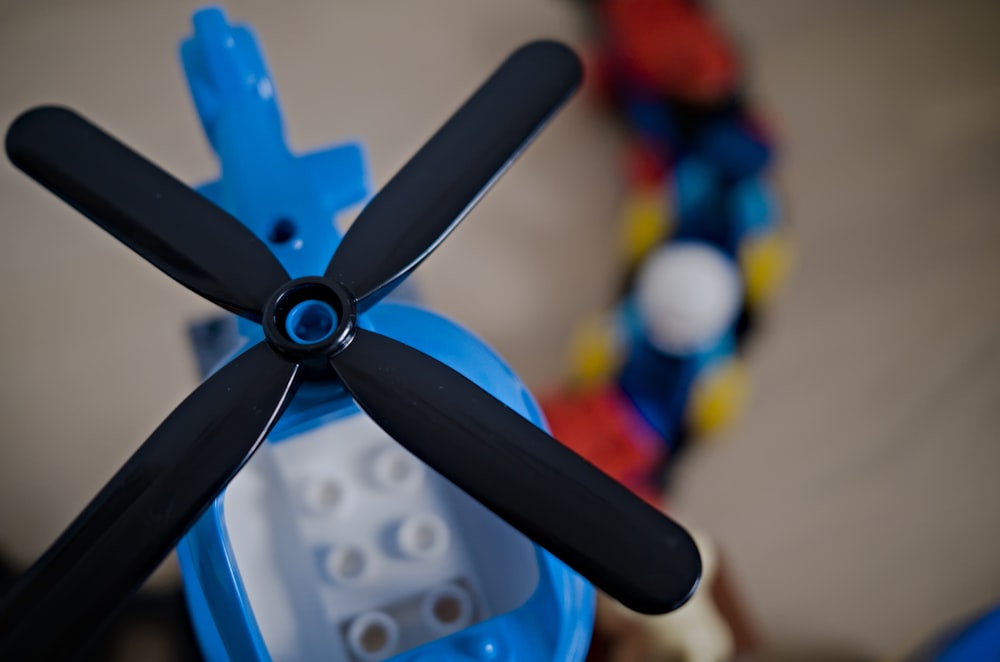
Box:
223 408 540 661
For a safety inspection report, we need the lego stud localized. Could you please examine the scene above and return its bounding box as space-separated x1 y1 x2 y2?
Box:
300 477 347 514
396 512 450 559
324 544 371 584
371 447 424 491
346 610 399 661
286 299 338 344
421 582 474 635
463 635 503 661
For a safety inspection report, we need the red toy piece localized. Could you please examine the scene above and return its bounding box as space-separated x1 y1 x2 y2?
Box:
540 386 664 506
599 0 739 104
624 140 670 190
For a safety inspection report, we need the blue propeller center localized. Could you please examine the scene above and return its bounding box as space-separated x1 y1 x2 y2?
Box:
285 299 338 345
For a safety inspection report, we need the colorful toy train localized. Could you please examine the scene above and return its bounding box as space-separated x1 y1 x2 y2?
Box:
543 0 791 499
543 2 789 657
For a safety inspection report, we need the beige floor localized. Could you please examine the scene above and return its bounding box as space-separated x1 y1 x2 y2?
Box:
1 1 998 658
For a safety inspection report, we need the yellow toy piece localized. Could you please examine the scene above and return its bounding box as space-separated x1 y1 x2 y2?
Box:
568 313 624 388
740 230 792 308
687 359 750 437
620 186 672 268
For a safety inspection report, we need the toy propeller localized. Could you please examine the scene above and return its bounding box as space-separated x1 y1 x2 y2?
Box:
0 41 700 658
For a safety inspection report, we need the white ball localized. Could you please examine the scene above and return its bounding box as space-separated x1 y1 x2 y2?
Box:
635 242 742 354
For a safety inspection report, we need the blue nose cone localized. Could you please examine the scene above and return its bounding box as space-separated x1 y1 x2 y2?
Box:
286 300 338 345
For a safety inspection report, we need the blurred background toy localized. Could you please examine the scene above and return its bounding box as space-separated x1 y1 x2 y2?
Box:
589 0 790 335
901 602 1000 662
542 0 791 658
546 240 747 490
550 0 786 490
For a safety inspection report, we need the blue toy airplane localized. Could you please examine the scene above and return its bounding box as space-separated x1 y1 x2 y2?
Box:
0 7 700 660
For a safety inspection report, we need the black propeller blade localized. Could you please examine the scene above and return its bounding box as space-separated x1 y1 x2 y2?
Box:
6 108 291 321
326 40 580 307
0 343 300 659
1 39 700 660
333 329 701 614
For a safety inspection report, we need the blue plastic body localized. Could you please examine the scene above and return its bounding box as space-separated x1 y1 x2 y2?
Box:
628 158 775 453
614 292 736 452
621 84 781 273
621 93 772 181
935 604 1000 662
614 92 780 458
911 603 1000 662
673 156 779 260
175 7 594 661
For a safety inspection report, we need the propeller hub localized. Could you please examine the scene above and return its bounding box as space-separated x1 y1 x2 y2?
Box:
262 277 357 373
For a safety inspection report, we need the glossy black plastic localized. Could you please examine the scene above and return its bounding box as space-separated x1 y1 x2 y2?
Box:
0 343 300 659
262 276 358 377
333 329 702 614
327 41 582 308
5 107 291 321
